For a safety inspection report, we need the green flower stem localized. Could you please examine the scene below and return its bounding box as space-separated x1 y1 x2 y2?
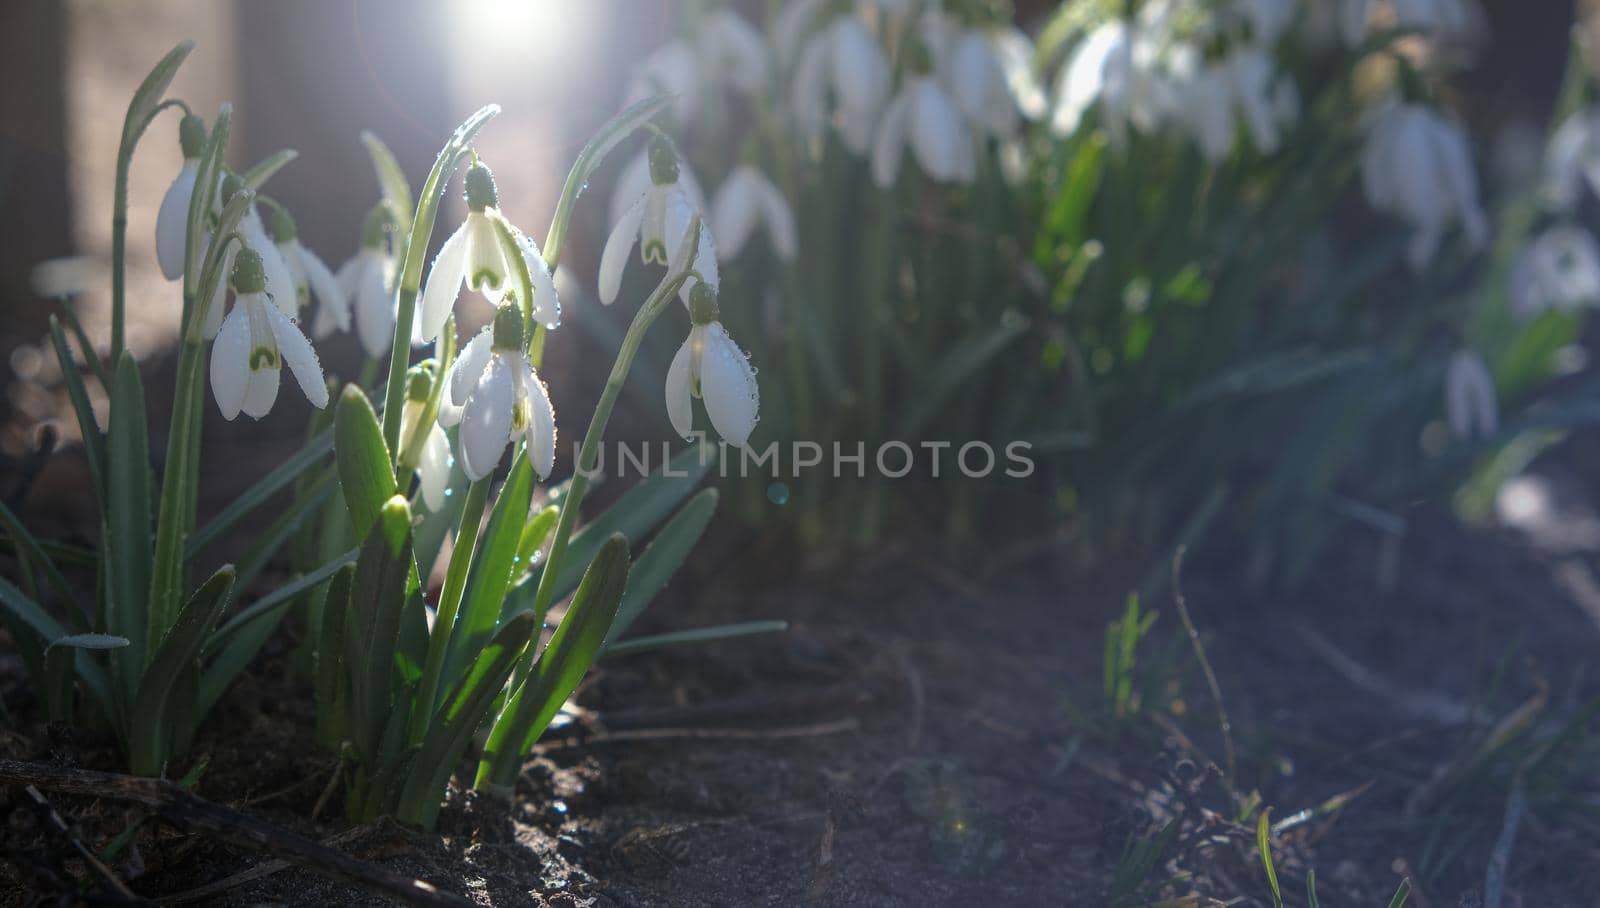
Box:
380 105 500 467
408 475 489 743
511 222 701 683
397 317 455 476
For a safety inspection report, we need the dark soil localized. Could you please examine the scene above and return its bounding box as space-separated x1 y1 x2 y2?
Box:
3 469 1600 906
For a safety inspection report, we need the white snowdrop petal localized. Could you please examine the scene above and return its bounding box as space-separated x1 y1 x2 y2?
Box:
664 336 695 441
712 170 760 260
908 79 967 183
262 296 328 409
419 423 451 512
459 355 515 482
791 35 832 145
209 301 251 420
419 223 468 343
299 245 349 333
699 324 760 447
243 214 299 317
517 230 561 329
599 195 646 304
156 161 198 281
356 256 396 358
448 327 494 420
758 177 799 261
464 211 508 303
517 358 558 480
871 90 913 189
830 19 889 117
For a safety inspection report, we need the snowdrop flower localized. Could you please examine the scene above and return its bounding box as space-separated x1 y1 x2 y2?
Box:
712 166 798 261
1051 21 1157 147
1542 107 1600 211
700 9 769 97
1181 46 1298 162
1509 225 1600 320
600 136 719 305
792 15 892 154
335 207 396 355
665 284 759 447
399 368 453 512
208 248 329 420
199 177 299 339
928 17 1032 140
625 40 700 123
1445 349 1497 441
872 69 976 187
1360 102 1488 271
267 206 344 323
438 304 556 482
156 114 206 281
609 147 707 235
418 159 558 343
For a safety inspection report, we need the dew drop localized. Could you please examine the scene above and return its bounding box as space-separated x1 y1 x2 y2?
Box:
767 481 789 505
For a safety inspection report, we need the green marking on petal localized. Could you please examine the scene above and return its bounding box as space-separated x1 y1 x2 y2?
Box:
471 267 503 292
642 240 668 264
250 346 280 370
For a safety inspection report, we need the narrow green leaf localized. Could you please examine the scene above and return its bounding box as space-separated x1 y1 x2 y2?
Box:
361 130 414 231
54 301 109 388
1387 878 1412 908
895 309 1030 439
48 633 130 651
1306 868 1321 908
609 488 718 641
239 148 298 190
187 427 332 558
345 496 417 761
1046 132 1106 250
47 316 106 502
397 103 500 296
335 385 396 539
207 547 358 645
229 474 337 595
0 499 79 626
107 352 152 697
603 620 789 657
122 41 192 148
1257 809 1283 908
316 563 356 750
129 566 235 776
444 455 534 693
509 444 708 609
478 535 631 790
396 610 536 828
0 574 62 681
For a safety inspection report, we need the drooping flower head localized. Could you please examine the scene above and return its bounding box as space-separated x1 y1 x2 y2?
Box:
156 113 207 281
600 135 719 305
200 174 301 339
1445 348 1497 441
399 365 453 512
267 205 345 326
1360 101 1488 272
665 284 760 448
438 303 557 482
336 205 397 355
208 247 329 420
791 10 893 155
1509 224 1600 321
418 159 559 345
871 38 976 188
711 166 798 261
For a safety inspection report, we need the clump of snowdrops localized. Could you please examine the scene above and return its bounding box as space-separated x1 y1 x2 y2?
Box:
622 0 1600 585
3 40 778 827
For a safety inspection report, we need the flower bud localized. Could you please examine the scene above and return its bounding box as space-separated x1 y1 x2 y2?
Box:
464 160 499 212
361 204 392 249
230 247 267 294
405 365 434 403
648 134 680 186
491 301 524 351
269 205 298 243
688 282 720 326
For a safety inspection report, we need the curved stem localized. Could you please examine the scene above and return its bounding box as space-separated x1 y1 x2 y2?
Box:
408 475 489 743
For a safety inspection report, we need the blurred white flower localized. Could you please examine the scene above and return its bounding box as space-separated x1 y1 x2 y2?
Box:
624 9 769 122
700 9 769 97
1360 102 1488 271
600 137 718 305
1179 46 1298 162
871 75 976 187
792 16 892 154
921 12 1040 139
1509 225 1600 320
267 207 343 325
209 248 328 420
156 114 207 281
625 40 700 123
336 242 394 356
438 311 556 482
712 166 798 260
666 285 759 447
418 160 556 343
1050 21 1165 147
1445 349 1497 441
1542 107 1600 211
399 376 453 512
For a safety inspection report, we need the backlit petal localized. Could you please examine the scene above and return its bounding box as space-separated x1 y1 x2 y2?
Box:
156 160 198 281
459 354 514 481
419 222 468 343
698 323 760 447
209 301 250 420
665 335 695 441
599 195 646 304
262 296 328 409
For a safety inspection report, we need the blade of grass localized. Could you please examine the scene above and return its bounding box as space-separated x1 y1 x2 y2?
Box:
186 428 332 558
603 620 789 657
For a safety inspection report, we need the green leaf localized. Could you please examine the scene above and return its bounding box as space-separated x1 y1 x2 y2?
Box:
207 548 358 645
445 455 534 693
129 566 235 776
48 633 130 651
47 316 106 503
187 427 332 558
543 93 673 268
335 385 396 539
894 308 1030 439
1046 132 1106 250
239 149 298 190
396 610 537 828
604 620 789 657
608 488 717 641
477 535 631 791
345 496 417 761
510 444 708 609
183 104 231 294
315 563 356 750
107 352 152 698
1257 809 1283 908
0 574 62 682
515 505 559 574
1306 868 1320 908
121 41 192 149
361 130 414 231
0 499 79 626
1387 878 1412 908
